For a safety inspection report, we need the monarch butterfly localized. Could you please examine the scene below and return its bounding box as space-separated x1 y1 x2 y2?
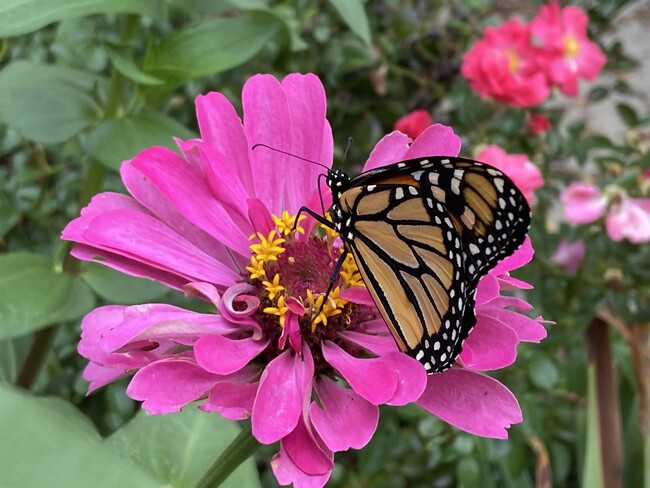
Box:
255 146 531 374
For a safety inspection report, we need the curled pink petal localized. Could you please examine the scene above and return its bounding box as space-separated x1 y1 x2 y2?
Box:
271 445 331 488
283 416 333 476
485 307 547 343
417 369 522 439
310 376 379 452
383 352 427 406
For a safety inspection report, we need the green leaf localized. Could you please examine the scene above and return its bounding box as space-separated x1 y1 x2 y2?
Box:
107 406 260 488
0 0 162 37
528 356 559 390
0 336 32 384
81 262 168 305
0 384 159 487
86 110 196 170
616 102 639 127
106 45 164 86
142 13 282 99
0 252 95 340
0 62 100 144
327 0 372 46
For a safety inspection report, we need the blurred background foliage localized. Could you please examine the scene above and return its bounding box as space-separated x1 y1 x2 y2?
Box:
0 0 649 487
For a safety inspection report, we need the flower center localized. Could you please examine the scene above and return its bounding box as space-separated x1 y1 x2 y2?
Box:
506 49 520 73
564 35 580 57
245 212 373 370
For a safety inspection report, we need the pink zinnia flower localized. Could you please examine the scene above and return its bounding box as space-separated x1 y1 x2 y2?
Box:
461 18 550 107
551 239 585 274
476 145 544 203
394 109 432 140
560 182 607 224
530 1 606 96
528 113 551 133
63 73 545 487
605 196 650 244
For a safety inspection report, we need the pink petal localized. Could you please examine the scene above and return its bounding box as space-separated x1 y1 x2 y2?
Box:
475 274 500 305
417 369 522 439
310 376 379 452
100 304 236 352
363 131 411 171
247 198 275 235
461 314 519 370
195 334 269 375
200 381 259 420
338 329 398 357
282 416 333 476
491 236 534 276
243 75 292 215
484 307 547 342
127 359 221 414
404 124 462 159
271 445 331 488
82 362 126 393
340 286 374 306
252 347 314 444
195 91 254 195
121 161 245 272
281 73 332 212
82 209 240 287
321 341 397 405
605 197 650 243
383 352 427 406
131 146 251 255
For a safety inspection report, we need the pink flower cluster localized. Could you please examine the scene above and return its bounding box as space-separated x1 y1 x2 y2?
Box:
560 183 650 244
462 1 606 107
63 73 546 488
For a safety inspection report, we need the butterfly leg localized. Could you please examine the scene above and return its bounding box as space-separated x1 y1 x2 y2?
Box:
293 206 334 231
310 248 348 322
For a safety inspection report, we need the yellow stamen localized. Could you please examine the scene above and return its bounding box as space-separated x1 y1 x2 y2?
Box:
246 255 266 281
263 295 288 327
506 49 519 73
249 230 286 263
263 273 285 300
340 253 365 288
305 287 347 332
321 212 338 240
273 211 306 236
564 35 580 57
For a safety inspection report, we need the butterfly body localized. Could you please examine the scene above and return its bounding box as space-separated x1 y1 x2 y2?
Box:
326 156 530 373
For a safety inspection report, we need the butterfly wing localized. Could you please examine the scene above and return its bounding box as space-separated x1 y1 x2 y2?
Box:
334 156 530 372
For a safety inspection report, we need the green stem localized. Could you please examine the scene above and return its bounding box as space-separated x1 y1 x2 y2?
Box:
196 422 260 488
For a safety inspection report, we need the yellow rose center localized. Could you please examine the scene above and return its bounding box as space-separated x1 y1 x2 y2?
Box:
564 35 580 57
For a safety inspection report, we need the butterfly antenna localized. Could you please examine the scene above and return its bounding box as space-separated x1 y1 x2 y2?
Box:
252 143 331 171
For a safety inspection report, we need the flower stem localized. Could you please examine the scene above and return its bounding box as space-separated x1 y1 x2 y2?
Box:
196 421 260 488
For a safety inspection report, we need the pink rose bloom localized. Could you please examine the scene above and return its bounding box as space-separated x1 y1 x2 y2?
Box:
461 18 550 107
394 109 432 139
530 1 606 96
476 145 544 203
560 182 607 224
63 74 545 488
528 113 551 133
551 239 585 274
605 196 650 243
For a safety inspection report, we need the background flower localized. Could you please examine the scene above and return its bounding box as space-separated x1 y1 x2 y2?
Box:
530 1 606 96
461 19 549 107
393 109 432 139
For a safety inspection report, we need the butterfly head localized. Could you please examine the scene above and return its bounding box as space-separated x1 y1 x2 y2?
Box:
327 169 350 199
